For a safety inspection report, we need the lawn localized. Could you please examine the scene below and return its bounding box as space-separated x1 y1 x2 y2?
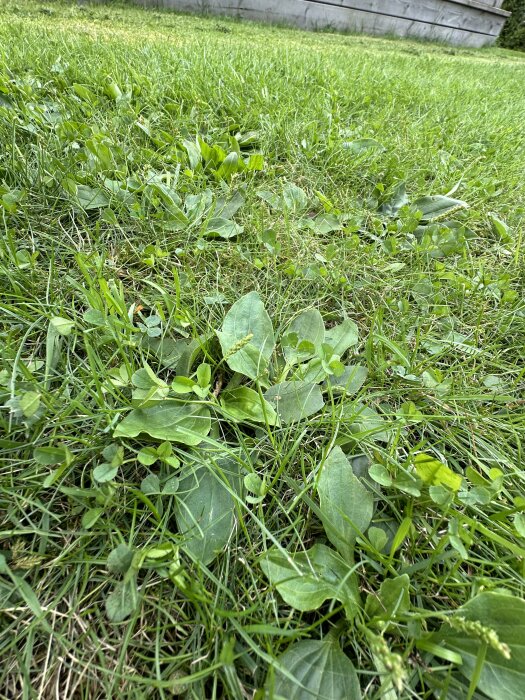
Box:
1 1 525 698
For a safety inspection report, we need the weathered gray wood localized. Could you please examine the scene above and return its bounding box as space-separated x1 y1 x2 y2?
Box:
138 0 509 47
328 0 508 35
442 0 507 14
482 0 505 8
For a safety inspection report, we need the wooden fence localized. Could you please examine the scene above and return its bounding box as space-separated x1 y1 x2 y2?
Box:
136 0 510 47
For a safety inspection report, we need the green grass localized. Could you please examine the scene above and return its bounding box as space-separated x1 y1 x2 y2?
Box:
1 1 525 698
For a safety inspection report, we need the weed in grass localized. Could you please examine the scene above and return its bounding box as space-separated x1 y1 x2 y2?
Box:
1 1 525 698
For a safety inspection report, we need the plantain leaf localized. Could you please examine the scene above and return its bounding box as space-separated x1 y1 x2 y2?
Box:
174 459 240 565
307 212 343 234
282 182 308 213
318 447 374 562
379 182 409 217
257 182 307 213
75 184 110 210
411 195 467 221
260 543 360 620
217 291 275 380
204 217 243 239
343 137 384 155
267 639 362 699
283 308 325 365
114 402 210 446
340 402 391 443
326 365 368 395
365 574 411 620
216 151 240 180
216 190 245 219
105 578 138 622
265 381 324 424
438 592 525 700
325 319 359 356
220 386 278 425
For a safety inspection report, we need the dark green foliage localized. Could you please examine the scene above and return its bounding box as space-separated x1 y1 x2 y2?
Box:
499 0 525 51
1 1 525 698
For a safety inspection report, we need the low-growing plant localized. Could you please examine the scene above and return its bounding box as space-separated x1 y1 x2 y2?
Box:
1 2 525 698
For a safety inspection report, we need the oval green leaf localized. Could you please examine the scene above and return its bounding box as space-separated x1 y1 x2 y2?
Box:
267 639 362 700
283 309 325 365
260 543 360 620
107 544 134 575
324 319 359 357
217 291 275 380
220 386 278 425
174 459 240 565
411 195 467 221
265 381 324 424
105 579 138 623
114 402 210 446
93 462 119 483
318 446 374 563
439 592 525 700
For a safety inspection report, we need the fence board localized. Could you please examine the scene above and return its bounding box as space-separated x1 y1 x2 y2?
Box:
138 0 509 47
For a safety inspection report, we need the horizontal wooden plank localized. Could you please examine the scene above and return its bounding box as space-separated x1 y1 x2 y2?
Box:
477 0 504 6
333 0 508 18
324 0 508 34
444 0 508 16
139 0 507 46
